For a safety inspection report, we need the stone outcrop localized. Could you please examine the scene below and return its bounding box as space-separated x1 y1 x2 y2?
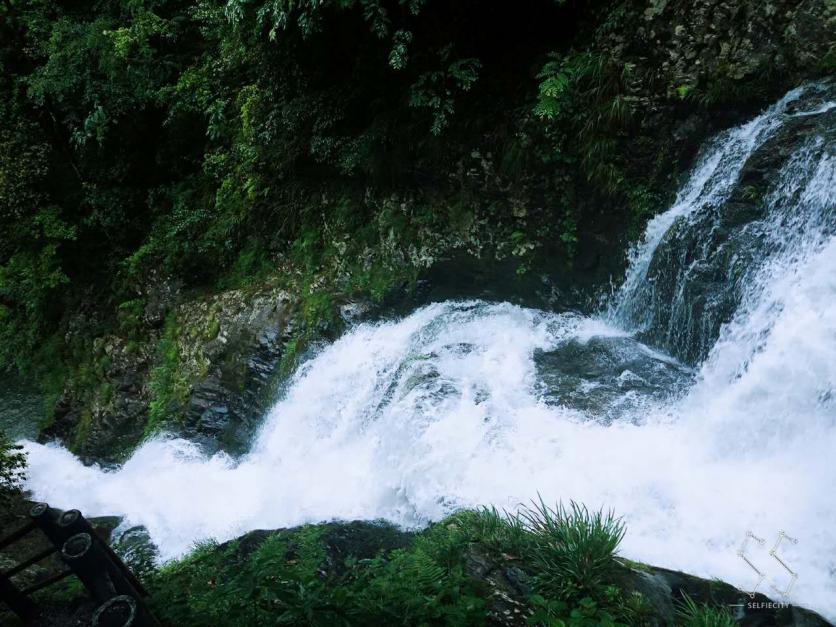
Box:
41 284 296 462
173 287 296 455
208 521 834 627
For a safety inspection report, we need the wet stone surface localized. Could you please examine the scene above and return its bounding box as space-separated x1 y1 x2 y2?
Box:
535 335 694 422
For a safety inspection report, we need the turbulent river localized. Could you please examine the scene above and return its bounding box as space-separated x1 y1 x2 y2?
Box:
21 83 836 616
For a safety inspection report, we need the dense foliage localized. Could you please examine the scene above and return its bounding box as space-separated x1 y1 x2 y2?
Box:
149 503 644 626
1 0 556 372
0 430 26 506
142 502 741 626
0 0 618 453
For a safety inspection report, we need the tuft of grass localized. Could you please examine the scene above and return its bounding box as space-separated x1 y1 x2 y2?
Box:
675 593 737 627
453 506 529 557
520 499 625 602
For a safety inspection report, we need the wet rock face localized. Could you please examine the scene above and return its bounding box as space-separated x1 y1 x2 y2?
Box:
619 564 833 627
172 288 296 456
41 334 155 465
618 0 833 100
633 86 834 364
535 336 693 421
42 286 296 463
581 0 834 253
464 549 532 626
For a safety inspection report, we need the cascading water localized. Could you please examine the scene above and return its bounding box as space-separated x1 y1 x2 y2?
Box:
20 82 836 617
610 81 835 363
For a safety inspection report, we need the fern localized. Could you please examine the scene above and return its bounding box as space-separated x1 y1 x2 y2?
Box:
534 51 632 191
410 45 481 135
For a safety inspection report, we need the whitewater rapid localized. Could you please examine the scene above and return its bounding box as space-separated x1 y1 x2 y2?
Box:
20 83 836 616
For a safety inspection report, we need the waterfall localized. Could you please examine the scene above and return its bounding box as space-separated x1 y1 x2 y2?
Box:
20 83 836 617
610 81 835 363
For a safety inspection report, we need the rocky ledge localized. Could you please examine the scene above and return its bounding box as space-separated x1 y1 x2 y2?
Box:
149 520 833 627
40 284 298 463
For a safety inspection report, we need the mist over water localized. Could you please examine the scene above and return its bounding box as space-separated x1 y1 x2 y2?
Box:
22 84 836 616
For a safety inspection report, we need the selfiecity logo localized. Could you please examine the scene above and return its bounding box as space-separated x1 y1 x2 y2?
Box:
734 530 798 608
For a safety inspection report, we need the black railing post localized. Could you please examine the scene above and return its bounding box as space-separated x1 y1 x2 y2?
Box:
92 594 160 627
29 502 71 548
57 509 149 597
60 531 160 627
61 532 116 603
5 504 160 626
93 595 137 627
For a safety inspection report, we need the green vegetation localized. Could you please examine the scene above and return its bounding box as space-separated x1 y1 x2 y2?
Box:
520 500 625 602
144 502 752 626
0 0 828 453
534 51 631 191
676 594 737 627
149 502 651 626
0 4 830 624
146 313 189 436
0 430 26 507
0 1 644 386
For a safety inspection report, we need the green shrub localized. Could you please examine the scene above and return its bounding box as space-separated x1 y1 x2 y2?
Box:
409 46 482 135
0 430 26 507
528 594 623 627
534 52 631 191
351 538 485 625
117 299 146 337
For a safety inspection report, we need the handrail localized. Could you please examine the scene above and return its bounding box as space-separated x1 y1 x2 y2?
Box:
0 521 36 552
0 503 160 626
20 569 73 596
0 545 58 579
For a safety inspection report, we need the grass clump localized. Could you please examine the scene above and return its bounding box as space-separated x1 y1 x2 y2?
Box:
520 499 625 602
455 502 645 626
452 500 625 602
676 594 737 627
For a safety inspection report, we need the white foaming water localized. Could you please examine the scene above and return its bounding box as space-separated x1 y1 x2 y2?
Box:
21 84 836 617
610 82 827 337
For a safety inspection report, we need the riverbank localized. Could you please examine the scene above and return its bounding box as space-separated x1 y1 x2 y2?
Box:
2 495 832 627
